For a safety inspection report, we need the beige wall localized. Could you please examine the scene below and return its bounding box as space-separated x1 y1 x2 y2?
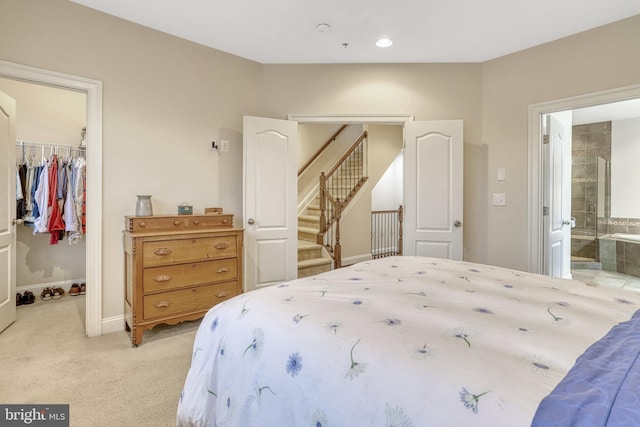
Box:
261 63 486 264
481 14 640 270
0 77 87 287
0 0 262 319
2 0 639 328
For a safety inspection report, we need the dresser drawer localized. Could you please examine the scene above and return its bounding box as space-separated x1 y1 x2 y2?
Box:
143 259 237 293
190 215 233 229
143 235 237 267
143 281 239 320
126 214 233 233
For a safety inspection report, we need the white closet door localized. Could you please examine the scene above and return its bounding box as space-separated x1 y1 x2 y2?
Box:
0 90 16 334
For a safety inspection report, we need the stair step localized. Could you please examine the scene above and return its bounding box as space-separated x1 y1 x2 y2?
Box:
299 214 318 221
305 206 320 215
298 243 324 260
298 257 332 268
298 226 319 242
298 215 320 229
298 257 332 278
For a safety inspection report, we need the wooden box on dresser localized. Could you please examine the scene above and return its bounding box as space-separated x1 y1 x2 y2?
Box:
123 214 243 346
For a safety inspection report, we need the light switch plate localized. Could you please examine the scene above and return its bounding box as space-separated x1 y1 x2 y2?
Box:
492 193 506 206
220 140 229 152
497 168 506 181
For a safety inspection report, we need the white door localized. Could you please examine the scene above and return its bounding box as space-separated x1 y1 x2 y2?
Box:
543 112 572 278
0 90 16 333
404 120 463 260
243 116 298 292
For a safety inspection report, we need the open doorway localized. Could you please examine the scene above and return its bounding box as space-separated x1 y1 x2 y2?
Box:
528 84 640 291
290 114 463 262
1 78 88 330
0 60 103 337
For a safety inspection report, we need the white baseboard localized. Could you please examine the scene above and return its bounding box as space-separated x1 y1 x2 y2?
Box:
102 314 125 335
342 253 373 267
17 278 86 295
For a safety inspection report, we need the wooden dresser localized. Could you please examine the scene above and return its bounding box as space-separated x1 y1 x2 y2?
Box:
123 214 242 346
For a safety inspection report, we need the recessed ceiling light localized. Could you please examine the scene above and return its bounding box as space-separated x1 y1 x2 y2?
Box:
376 38 393 48
316 23 331 33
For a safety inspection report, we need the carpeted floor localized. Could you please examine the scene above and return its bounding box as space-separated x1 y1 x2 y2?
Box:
0 294 200 426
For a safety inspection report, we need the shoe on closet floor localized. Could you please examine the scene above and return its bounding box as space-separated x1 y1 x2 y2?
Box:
80 283 86 295
69 283 81 296
52 287 65 299
22 291 35 305
41 288 53 301
16 293 23 306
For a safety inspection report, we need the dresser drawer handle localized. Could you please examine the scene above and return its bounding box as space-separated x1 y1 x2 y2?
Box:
216 291 229 298
154 248 172 256
215 243 229 250
216 267 230 273
193 220 199 225
222 219 229 224
154 301 171 308
153 274 172 282
139 222 146 227
174 221 181 226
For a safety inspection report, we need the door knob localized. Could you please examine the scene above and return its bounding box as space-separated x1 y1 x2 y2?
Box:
453 220 462 227
12 218 23 225
247 218 255 225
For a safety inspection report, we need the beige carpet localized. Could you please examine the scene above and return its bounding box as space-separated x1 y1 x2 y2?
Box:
0 294 199 426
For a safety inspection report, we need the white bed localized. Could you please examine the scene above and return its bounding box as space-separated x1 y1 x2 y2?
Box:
177 256 640 426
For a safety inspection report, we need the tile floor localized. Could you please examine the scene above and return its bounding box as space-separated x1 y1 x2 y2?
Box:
571 268 640 292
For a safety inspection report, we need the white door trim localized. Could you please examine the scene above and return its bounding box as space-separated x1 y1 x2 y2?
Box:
0 60 103 337
289 113 414 125
527 84 640 274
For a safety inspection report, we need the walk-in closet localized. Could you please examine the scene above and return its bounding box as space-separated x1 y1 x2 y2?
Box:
1 77 87 329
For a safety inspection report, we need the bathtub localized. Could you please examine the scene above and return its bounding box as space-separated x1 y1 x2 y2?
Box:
598 234 640 279
609 233 640 243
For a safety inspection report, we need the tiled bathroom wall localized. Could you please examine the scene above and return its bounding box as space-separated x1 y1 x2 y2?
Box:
572 121 640 277
571 122 610 261
599 236 640 277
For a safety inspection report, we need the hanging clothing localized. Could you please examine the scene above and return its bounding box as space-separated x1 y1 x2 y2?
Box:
65 161 82 244
16 141 87 243
32 161 49 234
47 155 65 245
26 164 42 226
16 164 27 219
73 157 86 235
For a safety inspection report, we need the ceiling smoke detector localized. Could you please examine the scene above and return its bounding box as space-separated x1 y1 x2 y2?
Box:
316 23 331 33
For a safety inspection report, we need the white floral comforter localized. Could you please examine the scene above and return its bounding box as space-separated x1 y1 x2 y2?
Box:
176 256 640 427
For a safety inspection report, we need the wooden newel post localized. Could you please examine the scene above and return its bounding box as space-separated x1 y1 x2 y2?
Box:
319 172 327 237
398 205 404 256
334 198 343 269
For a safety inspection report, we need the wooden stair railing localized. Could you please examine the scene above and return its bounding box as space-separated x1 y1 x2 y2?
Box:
371 205 403 259
298 124 348 177
318 130 368 268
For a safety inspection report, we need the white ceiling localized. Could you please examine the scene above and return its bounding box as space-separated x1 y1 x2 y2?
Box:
573 99 640 125
70 0 640 64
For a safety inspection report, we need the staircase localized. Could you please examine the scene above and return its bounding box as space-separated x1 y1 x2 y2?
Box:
296 126 368 278
296 159 366 277
297 196 332 278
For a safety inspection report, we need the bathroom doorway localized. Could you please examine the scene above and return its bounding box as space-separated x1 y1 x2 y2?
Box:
569 98 640 289
528 84 640 290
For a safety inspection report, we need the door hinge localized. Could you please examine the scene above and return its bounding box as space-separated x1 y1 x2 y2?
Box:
543 206 549 216
543 135 550 144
